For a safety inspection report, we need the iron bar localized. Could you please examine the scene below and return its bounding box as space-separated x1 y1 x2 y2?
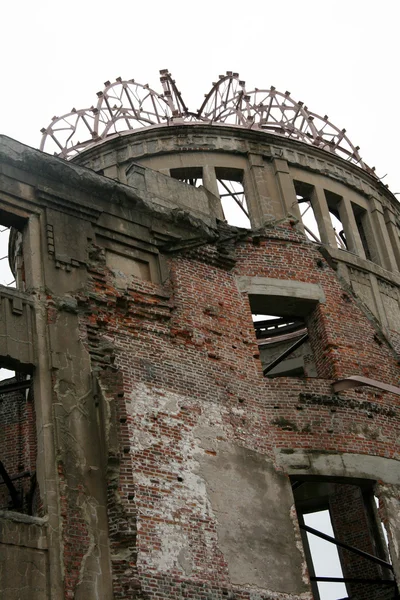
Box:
0 380 31 394
0 470 31 485
310 576 395 585
217 179 250 219
0 461 21 509
303 224 321 243
254 317 304 339
263 333 309 376
301 523 393 571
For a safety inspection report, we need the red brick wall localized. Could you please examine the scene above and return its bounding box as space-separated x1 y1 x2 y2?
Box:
330 484 393 600
0 379 36 513
76 222 400 598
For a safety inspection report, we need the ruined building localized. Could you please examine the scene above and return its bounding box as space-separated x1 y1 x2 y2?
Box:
0 71 399 599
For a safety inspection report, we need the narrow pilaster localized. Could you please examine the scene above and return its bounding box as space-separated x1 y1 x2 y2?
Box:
369 196 398 272
202 165 224 220
384 207 400 271
369 273 390 330
246 154 283 226
337 197 366 258
24 214 64 599
272 158 303 228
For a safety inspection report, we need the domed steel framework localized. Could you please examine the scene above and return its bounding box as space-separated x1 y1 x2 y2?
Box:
40 70 374 175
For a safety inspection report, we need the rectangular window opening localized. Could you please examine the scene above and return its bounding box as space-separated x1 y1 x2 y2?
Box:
249 295 317 378
294 181 321 243
304 509 347 600
215 167 250 228
0 209 26 290
0 366 37 516
0 226 16 287
292 478 396 600
170 166 203 188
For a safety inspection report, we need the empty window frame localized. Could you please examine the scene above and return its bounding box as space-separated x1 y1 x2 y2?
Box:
170 166 203 188
0 226 17 287
249 294 317 378
294 181 321 243
215 167 251 228
0 209 26 290
0 368 37 515
294 182 347 251
292 478 396 600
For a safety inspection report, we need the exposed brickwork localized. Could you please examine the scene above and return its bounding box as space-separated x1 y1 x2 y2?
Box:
3 123 400 600
64 221 400 598
0 378 36 513
330 484 393 600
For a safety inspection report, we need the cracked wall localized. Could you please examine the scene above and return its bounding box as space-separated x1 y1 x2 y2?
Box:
1 134 400 599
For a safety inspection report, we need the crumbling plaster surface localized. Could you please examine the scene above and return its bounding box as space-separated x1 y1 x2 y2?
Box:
127 382 307 595
49 309 113 599
0 511 49 599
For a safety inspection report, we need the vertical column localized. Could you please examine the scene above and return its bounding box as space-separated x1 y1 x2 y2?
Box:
272 158 303 228
384 207 400 271
369 195 398 271
369 273 390 330
24 214 64 598
337 197 366 258
310 186 337 247
202 165 224 220
245 154 284 226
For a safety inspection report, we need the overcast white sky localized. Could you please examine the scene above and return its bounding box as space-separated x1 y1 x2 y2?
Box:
1 0 399 195
0 2 396 598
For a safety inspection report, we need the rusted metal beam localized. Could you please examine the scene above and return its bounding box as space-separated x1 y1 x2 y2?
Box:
332 375 400 396
40 70 373 175
310 576 395 585
301 523 393 571
0 461 21 509
263 333 308 376
0 379 31 394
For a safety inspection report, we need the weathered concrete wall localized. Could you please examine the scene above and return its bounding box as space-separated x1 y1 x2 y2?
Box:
0 511 49 599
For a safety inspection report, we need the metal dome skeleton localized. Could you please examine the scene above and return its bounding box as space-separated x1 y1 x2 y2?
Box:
40 70 373 174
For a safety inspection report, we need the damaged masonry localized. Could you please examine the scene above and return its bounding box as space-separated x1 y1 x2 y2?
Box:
0 70 400 599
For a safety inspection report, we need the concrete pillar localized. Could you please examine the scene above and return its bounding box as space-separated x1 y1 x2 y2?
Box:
337 197 366 258
310 186 337 247
202 165 224 220
245 154 283 226
202 164 219 198
369 196 398 271
23 214 64 598
384 208 400 271
272 158 303 229
369 273 390 330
